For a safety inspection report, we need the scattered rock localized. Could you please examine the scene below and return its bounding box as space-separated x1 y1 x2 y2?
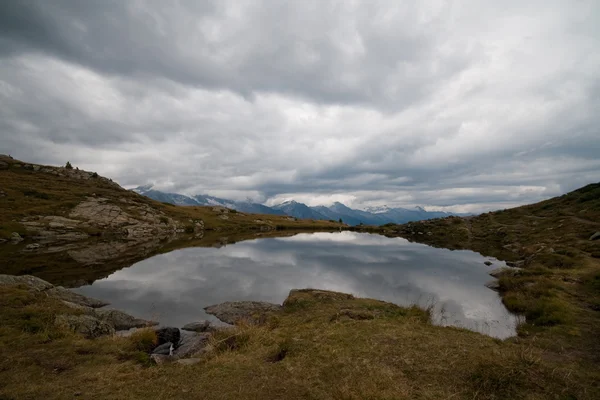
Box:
152 342 174 356
55 314 115 338
173 332 210 359
0 160 8 169
485 280 501 291
590 232 600 241
46 286 109 308
484 261 493 266
175 358 202 366
95 309 158 331
204 301 281 325
155 327 180 346
10 232 23 243
24 243 41 250
181 320 215 332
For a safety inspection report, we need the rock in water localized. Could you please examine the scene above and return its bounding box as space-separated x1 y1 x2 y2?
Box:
155 327 180 347
485 280 501 291
152 342 174 355
484 261 493 266
181 320 214 332
204 301 281 325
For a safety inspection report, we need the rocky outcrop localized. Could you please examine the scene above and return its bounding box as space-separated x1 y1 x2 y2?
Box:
0 274 156 337
204 301 282 325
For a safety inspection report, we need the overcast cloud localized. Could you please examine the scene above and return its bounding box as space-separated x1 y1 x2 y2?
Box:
1 0 598 213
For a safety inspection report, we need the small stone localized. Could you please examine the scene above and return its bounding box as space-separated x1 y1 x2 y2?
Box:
484 261 493 266
152 342 174 355
25 243 41 250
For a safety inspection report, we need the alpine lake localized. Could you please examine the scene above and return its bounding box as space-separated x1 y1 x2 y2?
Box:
63 231 520 339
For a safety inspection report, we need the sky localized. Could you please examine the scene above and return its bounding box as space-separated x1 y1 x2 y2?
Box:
0 0 599 213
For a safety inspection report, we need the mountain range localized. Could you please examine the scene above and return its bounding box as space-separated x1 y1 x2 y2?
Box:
132 185 464 226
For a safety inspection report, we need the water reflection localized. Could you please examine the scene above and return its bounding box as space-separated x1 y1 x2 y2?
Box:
74 232 519 338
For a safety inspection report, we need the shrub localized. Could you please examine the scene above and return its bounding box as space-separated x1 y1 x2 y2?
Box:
184 225 195 233
65 161 73 169
128 328 158 353
91 172 99 178
159 216 169 224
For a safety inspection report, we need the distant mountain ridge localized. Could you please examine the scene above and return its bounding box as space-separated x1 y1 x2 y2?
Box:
132 185 464 226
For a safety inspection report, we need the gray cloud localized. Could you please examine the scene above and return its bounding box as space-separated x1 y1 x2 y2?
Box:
0 0 599 212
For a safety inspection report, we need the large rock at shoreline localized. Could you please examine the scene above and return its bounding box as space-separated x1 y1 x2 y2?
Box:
95 309 158 331
204 301 281 325
55 314 115 338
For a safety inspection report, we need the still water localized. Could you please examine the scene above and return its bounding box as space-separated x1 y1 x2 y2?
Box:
74 232 519 338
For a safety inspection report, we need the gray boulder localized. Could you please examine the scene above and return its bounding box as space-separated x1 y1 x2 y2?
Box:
204 301 281 325
485 280 501 291
173 332 210 359
55 314 115 338
94 309 158 331
484 261 493 266
10 232 23 243
152 342 174 356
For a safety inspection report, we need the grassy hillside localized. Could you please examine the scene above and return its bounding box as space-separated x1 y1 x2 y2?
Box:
355 183 600 383
0 155 342 240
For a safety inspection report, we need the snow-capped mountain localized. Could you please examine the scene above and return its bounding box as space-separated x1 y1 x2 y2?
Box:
132 186 464 225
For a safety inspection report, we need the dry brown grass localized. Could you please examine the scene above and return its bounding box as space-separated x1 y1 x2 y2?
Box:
0 286 595 399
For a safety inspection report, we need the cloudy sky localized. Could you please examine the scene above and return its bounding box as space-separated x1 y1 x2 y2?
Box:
1 0 599 213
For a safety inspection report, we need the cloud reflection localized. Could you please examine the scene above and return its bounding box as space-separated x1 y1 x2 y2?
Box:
75 232 519 338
